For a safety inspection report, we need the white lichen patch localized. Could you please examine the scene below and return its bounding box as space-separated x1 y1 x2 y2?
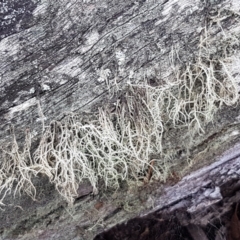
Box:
52 57 83 77
115 50 125 66
32 0 49 17
5 97 37 120
161 0 177 16
230 130 239 136
230 0 240 14
0 36 19 59
81 31 100 54
42 83 51 91
29 87 35 94
177 0 196 13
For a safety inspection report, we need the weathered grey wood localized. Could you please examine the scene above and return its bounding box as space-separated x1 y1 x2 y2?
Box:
0 0 240 239
0 0 219 144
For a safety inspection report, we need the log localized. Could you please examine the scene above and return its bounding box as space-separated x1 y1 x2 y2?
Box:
0 0 240 239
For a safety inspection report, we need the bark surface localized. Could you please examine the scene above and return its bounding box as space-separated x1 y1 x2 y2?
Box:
0 0 240 239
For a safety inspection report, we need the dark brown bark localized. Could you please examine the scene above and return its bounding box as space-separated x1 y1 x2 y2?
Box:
94 143 240 239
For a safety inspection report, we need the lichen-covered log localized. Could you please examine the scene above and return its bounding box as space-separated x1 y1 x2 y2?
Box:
0 0 240 239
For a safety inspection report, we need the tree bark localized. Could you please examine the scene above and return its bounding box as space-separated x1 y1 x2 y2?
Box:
0 0 240 239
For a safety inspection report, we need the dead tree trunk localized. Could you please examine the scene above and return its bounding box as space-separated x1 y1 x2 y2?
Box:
0 0 240 239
